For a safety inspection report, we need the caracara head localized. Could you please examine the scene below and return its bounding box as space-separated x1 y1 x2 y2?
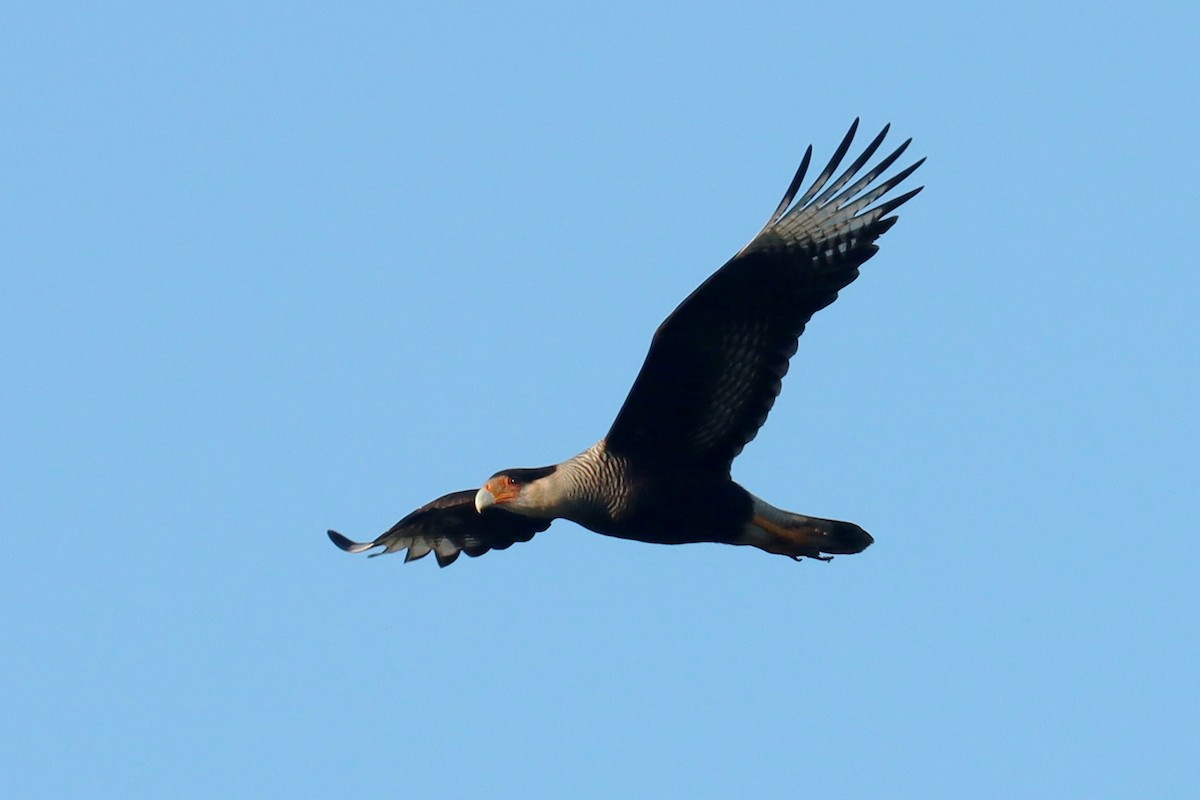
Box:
475 465 559 517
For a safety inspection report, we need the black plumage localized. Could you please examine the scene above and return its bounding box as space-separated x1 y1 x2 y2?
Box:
606 121 921 470
328 120 922 567
328 490 550 567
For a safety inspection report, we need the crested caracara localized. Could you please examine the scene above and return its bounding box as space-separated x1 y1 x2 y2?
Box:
329 120 923 567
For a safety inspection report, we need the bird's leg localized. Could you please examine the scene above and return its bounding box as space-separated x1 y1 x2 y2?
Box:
747 513 834 560
740 494 873 561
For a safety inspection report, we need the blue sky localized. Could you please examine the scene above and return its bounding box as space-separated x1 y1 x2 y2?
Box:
3 2 1197 798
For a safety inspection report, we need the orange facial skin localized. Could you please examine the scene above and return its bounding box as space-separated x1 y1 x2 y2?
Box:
482 475 522 506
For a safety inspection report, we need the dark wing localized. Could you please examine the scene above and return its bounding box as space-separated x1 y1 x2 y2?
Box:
327 490 552 567
605 120 923 471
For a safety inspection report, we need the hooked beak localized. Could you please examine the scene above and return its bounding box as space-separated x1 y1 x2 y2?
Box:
475 477 520 513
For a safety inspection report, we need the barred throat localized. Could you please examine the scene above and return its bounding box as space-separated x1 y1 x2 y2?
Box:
548 441 632 530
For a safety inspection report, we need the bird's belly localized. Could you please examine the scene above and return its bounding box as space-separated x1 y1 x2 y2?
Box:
577 479 752 545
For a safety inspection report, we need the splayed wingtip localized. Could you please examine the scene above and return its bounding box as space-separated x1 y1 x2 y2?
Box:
327 529 379 554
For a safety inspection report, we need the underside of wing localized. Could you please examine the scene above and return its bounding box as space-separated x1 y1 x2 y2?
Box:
327 490 552 567
604 120 923 470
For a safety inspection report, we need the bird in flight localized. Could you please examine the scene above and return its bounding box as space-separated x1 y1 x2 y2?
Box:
329 120 923 567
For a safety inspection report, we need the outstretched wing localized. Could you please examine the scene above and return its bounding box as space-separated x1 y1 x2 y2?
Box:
604 120 923 471
327 490 552 567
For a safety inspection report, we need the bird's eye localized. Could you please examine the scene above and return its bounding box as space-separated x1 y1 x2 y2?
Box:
506 475 518 486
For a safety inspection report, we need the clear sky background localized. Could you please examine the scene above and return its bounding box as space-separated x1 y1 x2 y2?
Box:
3 3 1197 798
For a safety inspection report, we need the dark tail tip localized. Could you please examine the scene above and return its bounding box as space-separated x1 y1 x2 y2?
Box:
821 520 874 555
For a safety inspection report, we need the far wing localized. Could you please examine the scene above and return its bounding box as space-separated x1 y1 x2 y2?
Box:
605 120 923 471
328 490 552 567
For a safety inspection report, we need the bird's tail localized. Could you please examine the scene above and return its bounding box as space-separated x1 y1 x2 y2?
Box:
740 494 874 561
